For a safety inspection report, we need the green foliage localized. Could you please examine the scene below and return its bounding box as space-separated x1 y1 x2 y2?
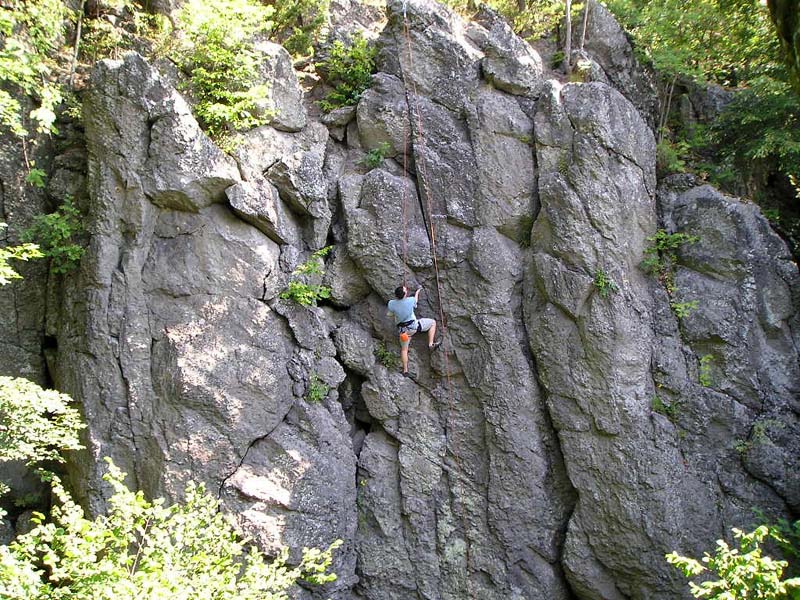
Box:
81 1 173 64
363 142 391 169
305 373 329 403
666 525 800 599
438 0 564 40
603 0 798 202
764 517 800 565
24 168 46 189
281 280 332 306
317 33 376 112
671 300 699 319
0 376 84 466
735 419 784 455
699 354 714 387
641 229 699 293
176 0 275 143
651 395 681 421
593 269 619 298
767 0 800 95
271 0 330 57
711 76 800 181
656 138 689 178
764 208 782 225
605 0 780 84
645 229 701 254
0 224 43 286
0 458 341 599
280 246 333 306
0 0 65 137
21 197 85 275
375 341 400 370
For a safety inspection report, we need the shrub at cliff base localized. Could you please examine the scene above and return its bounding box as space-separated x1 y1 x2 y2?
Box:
0 459 341 600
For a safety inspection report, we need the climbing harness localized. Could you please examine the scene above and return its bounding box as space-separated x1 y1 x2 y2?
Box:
397 319 420 343
396 5 475 595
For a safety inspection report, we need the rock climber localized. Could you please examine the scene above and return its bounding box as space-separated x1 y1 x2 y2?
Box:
387 284 441 377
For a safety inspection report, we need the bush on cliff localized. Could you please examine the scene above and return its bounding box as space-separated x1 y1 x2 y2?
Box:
667 524 800 599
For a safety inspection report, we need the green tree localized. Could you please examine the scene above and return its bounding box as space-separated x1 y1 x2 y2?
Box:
317 33 376 112
176 0 276 143
0 376 84 499
0 0 65 138
271 0 331 57
605 0 779 85
711 75 800 181
0 459 341 599
667 525 800 599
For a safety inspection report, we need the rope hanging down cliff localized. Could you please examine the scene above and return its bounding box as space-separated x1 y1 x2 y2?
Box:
397 3 475 594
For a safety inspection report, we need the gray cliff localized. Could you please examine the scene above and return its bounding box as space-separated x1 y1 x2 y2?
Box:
1 0 797 598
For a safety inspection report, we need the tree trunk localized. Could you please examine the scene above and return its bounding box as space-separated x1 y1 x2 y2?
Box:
579 0 590 51
657 75 678 143
69 0 87 88
563 0 572 74
767 0 800 95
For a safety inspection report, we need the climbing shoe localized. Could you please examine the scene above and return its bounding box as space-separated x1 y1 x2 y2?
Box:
429 340 442 351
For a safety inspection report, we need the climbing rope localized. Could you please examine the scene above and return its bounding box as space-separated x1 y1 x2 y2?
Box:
397 8 475 595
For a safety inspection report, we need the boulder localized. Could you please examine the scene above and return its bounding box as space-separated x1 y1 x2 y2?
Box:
528 78 684 598
254 41 307 133
226 177 303 246
356 73 409 158
234 122 331 249
659 179 800 513
467 5 545 98
575 2 660 129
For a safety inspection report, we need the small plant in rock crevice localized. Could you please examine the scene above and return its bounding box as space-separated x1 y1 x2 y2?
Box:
698 354 714 387
641 228 701 320
593 268 620 298
25 167 46 188
735 418 785 455
651 395 682 422
305 372 329 403
517 214 535 248
317 33 376 113
641 229 700 292
21 196 85 275
670 300 699 320
374 341 399 370
362 142 391 169
280 246 332 307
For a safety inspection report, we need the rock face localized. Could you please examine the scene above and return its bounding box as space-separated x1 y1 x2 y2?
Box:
4 1 798 599
574 1 660 129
